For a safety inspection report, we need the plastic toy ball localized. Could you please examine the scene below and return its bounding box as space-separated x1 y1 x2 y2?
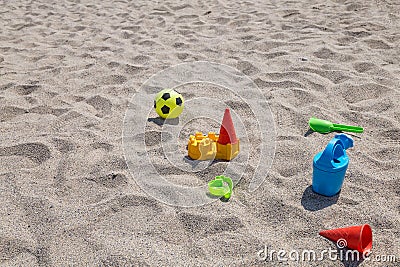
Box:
154 89 184 119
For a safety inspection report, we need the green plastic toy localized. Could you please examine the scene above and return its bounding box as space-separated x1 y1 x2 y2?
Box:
208 175 233 199
309 117 363 134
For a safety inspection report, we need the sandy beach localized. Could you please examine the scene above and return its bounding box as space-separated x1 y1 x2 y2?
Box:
1 0 399 266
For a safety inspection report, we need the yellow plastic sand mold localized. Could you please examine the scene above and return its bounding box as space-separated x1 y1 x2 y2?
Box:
187 109 240 161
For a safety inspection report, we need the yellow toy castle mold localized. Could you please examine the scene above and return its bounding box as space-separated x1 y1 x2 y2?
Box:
187 109 240 161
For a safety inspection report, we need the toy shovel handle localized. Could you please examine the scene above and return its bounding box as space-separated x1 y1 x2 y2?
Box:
332 123 364 133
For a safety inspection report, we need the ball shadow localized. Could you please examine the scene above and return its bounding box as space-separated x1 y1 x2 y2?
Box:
301 185 339 211
147 117 179 126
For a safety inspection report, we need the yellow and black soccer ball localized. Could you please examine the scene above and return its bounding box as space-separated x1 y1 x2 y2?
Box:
154 89 184 119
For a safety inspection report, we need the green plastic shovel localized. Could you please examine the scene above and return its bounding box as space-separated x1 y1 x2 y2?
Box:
208 175 233 199
309 118 363 134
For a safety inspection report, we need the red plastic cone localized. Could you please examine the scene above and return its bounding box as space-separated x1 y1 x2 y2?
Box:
218 108 238 145
319 224 373 253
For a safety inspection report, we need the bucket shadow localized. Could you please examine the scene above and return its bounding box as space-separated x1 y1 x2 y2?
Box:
301 185 339 211
147 117 179 126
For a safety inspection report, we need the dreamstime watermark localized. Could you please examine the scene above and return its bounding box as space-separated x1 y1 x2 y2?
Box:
257 239 397 263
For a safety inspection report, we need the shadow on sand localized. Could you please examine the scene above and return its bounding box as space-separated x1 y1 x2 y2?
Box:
301 185 340 211
147 117 179 126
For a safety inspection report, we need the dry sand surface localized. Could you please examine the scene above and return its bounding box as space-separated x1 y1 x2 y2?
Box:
1 0 399 266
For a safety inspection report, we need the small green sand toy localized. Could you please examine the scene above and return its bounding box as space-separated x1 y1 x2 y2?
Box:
208 175 233 199
309 117 363 134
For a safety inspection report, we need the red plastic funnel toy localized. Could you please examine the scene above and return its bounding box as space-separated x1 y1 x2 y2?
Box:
319 224 373 253
218 108 238 145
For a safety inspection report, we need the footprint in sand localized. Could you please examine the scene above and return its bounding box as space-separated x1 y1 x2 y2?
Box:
0 143 51 165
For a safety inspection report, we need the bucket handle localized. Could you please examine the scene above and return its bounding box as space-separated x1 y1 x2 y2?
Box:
317 134 353 167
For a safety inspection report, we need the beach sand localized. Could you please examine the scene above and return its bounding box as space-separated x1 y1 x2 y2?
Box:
1 0 399 266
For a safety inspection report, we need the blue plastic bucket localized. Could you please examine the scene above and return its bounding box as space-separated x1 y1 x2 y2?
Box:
312 134 353 197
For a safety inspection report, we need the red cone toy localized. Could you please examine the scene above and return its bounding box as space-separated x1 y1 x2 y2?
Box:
319 224 373 253
218 108 238 145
